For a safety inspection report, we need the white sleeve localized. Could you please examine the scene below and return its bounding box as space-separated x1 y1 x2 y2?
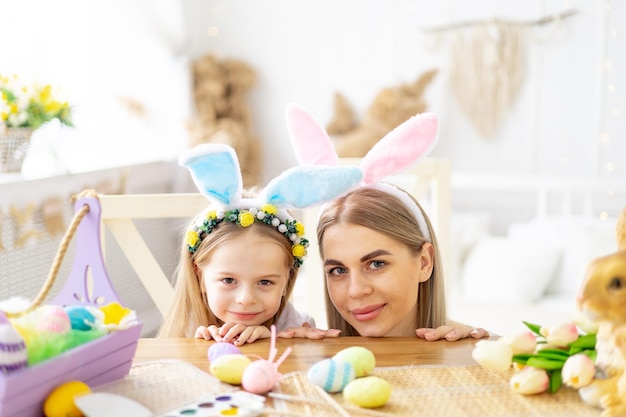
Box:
275 301 316 331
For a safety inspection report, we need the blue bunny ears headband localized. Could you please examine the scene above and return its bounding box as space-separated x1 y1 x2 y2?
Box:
179 143 363 268
284 103 439 242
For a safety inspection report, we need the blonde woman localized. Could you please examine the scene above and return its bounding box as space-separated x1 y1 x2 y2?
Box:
318 186 488 340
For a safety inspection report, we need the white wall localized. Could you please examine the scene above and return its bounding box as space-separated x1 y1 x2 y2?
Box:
181 0 625 184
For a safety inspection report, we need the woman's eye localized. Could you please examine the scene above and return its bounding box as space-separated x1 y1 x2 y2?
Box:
259 279 273 286
327 266 347 276
368 260 386 270
221 278 236 285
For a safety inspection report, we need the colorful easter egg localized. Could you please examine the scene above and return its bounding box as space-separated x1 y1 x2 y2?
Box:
208 341 242 362
37 305 71 334
333 346 376 377
307 358 355 393
0 321 28 373
43 380 91 417
64 306 96 331
343 376 392 408
209 353 251 385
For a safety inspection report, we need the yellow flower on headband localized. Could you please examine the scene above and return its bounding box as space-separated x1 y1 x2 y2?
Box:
239 211 255 227
292 244 306 258
205 210 217 220
185 230 199 248
294 222 305 236
260 204 278 215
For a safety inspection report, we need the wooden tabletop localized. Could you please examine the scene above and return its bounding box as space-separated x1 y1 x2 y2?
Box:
134 337 482 374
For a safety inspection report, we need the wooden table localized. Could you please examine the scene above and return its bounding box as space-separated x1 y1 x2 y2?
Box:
134 337 482 374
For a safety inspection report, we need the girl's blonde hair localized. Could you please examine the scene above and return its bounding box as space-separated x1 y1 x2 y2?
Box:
157 220 299 338
317 186 447 336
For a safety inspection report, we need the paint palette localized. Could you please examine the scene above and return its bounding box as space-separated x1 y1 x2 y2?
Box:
156 391 265 417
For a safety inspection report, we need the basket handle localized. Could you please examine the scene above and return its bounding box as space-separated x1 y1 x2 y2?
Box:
1 189 121 318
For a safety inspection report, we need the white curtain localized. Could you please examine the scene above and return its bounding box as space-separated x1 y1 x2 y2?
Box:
0 0 193 175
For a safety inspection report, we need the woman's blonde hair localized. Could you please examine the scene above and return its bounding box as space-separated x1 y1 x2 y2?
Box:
157 220 300 338
317 186 447 336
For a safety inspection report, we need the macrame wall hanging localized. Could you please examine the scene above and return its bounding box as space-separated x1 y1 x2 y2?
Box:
424 8 577 139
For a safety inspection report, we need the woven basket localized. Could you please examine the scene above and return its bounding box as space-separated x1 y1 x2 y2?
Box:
0 128 32 173
0 191 143 417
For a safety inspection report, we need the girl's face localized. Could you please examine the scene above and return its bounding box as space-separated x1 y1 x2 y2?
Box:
322 223 433 337
198 230 290 325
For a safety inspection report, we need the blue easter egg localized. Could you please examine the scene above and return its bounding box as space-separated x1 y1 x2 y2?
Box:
208 342 242 362
307 358 355 393
64 305 96 331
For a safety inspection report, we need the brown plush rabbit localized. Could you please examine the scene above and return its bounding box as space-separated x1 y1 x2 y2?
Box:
577 207 626 417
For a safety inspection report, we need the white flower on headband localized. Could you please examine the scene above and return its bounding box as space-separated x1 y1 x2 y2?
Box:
179 143 363 267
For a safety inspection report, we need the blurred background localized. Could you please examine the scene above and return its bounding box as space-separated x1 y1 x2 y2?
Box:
1 0 624 335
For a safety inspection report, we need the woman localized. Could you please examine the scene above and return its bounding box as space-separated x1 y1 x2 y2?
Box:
318 185 488 341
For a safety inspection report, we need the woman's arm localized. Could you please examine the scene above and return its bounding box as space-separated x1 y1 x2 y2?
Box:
416 320 489 341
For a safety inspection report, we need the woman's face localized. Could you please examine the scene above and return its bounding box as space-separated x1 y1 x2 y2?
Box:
198 230 289 326
321 223 432 337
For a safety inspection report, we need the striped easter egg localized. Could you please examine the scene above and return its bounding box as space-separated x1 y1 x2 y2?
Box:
0 322 28 373
306 358 355 393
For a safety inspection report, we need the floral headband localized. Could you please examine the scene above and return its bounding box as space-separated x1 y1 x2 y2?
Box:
179 143 363 268
186 204 308 267
284 103 439 242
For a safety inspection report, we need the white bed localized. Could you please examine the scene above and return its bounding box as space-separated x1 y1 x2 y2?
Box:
446 172 626 336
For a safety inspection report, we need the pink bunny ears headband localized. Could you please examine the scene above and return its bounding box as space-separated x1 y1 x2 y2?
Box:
285 103 439 242
179 143 363 268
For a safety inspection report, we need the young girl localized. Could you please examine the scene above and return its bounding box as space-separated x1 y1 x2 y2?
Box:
285 103 489 340
157 142 362 345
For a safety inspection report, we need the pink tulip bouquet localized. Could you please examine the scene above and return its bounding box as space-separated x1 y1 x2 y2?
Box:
472 319 597 395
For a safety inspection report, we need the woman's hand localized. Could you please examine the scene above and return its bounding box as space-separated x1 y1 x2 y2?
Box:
194 323 271 345
416 321 489 341
277 322 341 339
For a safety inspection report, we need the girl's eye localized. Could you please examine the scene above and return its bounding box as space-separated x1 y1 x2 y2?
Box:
327 266 347 276
259 279 273 286
221 278 236 285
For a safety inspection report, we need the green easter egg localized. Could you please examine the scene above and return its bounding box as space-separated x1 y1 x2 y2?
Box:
343 376 392 408
333 346 375 377
209 353 251 385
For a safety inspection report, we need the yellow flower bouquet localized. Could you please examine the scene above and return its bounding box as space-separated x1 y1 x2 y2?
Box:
0 74 73 130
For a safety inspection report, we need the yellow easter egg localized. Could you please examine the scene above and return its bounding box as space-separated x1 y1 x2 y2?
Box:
209 353 251 385
343 376 392 408
43 380 91 417
333 346 376 377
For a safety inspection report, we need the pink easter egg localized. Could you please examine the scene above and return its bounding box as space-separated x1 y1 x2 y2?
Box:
241 361 278 395
208 342 242 362
0 323 28 373
37 305 71 334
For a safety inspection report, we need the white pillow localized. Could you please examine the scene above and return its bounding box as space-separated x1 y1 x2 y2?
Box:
461 236 562 303
508 216 616 296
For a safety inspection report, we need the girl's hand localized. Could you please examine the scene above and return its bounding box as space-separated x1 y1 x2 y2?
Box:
219 322 271 346
278 322 341 340
194 325 222 341
416 321 489 341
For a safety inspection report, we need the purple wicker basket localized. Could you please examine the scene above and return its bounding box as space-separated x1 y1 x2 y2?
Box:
0 195 143 417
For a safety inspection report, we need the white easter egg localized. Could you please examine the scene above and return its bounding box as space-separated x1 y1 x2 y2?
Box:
0 323 28 373
333 346 376 377
209 353 251 385
343 376 392 408
307 358 355 392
